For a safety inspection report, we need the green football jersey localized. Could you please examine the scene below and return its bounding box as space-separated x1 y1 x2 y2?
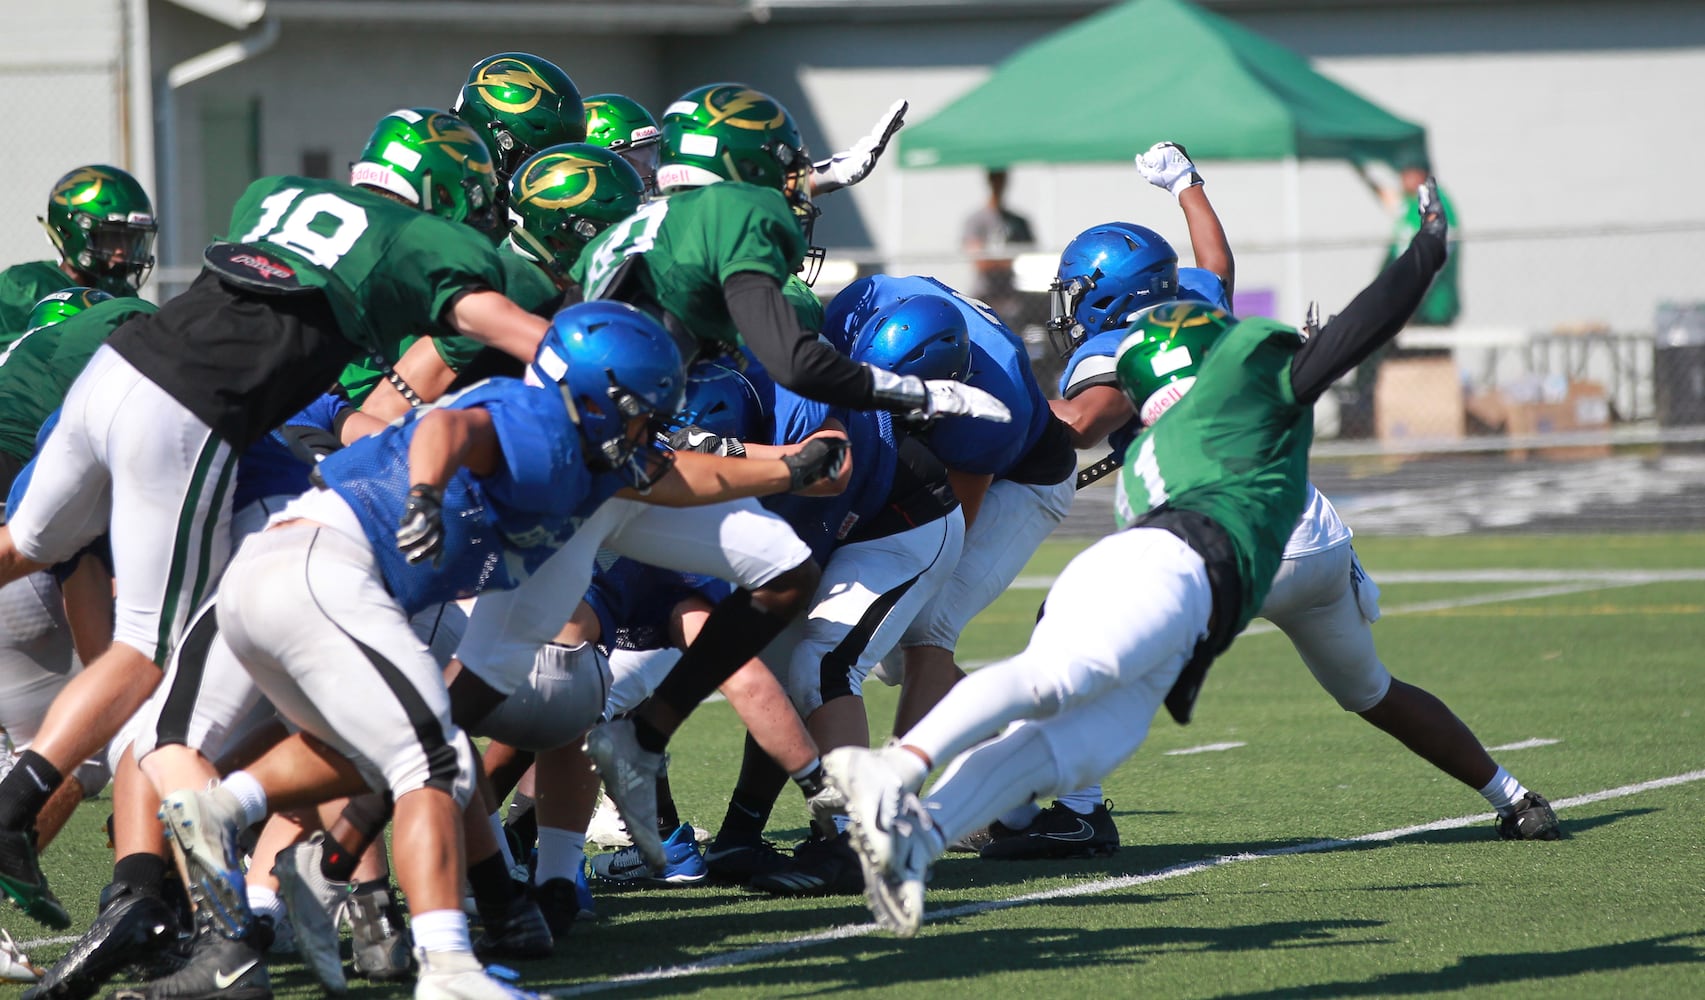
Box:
570 182 806 352
0 297 158 462
338 249 561 404
226 176 506 355
0 260 82 351
782 274 824 333
1115 317 1312 630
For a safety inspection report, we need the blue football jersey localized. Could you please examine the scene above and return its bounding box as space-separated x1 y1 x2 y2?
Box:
760 384 897 563
584 555 734 653
232 393 352 510
314 378 593 615
825 275 1050 478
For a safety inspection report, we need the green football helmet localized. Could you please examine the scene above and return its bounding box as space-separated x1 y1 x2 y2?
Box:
507 143 646 279
583 93 661 191
39 165 157 295
351 108 502 238
1114 301 1235 427
657 84 811 208
453 53 586 180
24 286 114 335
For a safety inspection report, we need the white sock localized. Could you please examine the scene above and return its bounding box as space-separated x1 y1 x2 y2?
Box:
221 770 269 828
533 828 587 886
1056 784 1104 815
490 811 516 870
996 802 1042 829
924 724 1061 850
247 885 285 924
1479 766 1528 814
410 908 472 954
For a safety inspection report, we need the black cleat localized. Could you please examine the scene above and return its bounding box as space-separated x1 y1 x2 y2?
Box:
471 893 553 961
749 832 862 897
980 800 1120 861
529 878 582 941
703 836 792 886
103 921 271 1000
347 882 413 982
0 825 70 929
1496 791 1562 841
25 883 183 1000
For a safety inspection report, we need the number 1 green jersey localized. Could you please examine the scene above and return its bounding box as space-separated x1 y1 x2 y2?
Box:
1116 317 1312 632
570 182 806 352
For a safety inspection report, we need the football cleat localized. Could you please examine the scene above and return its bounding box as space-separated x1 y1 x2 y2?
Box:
748 831 863 897
2 928 43 984
0 824 70 929
582 720 665 873
702 836 791 886
1496 791 1563 841
590 823 707 887
270 834 349 993
471 894 553 962
348 882 414 982
823 746 935 935
23 882 182 999
529 865 595 940
158 788 252 939
979 800 1120 861
584 792 631 849
414 947 549 1000
104 919 271 1000
948 826 994 854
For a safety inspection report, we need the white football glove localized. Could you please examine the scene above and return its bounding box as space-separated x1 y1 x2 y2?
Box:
1135 141 1203 199
924 380 1011 423
810 99 908 196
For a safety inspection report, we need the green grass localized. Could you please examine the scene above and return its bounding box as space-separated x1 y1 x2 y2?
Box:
6 533 1704 998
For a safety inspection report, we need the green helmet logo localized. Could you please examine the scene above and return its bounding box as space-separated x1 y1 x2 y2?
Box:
352 109 502 238
508 143 645 278
24 286 114 335
39 165 156 295
453 53 586 179
657 84 808 196
1114 301 1235 426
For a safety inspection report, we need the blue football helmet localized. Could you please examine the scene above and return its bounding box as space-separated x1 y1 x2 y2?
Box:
848 294 971 383
1046 222 1179 357
532 301 686 488
675 361 767 442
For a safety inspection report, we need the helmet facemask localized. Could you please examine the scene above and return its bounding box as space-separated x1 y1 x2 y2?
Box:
1046 270 1097 358
584 370 675 491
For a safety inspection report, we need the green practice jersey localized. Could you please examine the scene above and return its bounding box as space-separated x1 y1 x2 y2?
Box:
783 274 824 333
1115 317 1311 630
338 247 561 404
0 297 158 461
0 260 82 351
226 176 506 355
570 183 806 352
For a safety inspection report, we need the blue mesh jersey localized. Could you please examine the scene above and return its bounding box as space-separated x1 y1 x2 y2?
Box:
758 383 897 563
314 378 592 615
1060 269 1234 454
232 392 352 510
584 554 734 653
824 275 1049 478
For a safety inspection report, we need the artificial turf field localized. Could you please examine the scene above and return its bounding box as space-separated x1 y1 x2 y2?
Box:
6 532 1703 998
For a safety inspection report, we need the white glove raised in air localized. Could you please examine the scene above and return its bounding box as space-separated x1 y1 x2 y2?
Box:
1135 140 1203 199
810 99 908 196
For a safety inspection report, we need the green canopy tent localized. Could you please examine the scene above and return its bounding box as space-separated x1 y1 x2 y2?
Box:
898 0 1428 315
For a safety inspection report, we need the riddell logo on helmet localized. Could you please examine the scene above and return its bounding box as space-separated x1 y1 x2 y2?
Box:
230 253 295 281
1140 377 1195 426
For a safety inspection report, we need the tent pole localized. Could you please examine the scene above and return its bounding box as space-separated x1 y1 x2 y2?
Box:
1284 155 1304 323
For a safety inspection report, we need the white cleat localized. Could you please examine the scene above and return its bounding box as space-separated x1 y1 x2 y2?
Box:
585 791 631 849
159 785 253 939
272 833 350 993
583 720 665 873
823 746 935 937
413 948 552 999
0 928 43 983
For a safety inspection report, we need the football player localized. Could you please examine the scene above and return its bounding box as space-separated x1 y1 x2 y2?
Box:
826 179 1453 937
0 107 544 932
582 93 663 193
451 52 585 186
0 166 156 343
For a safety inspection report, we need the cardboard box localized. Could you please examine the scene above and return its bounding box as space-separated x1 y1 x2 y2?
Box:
1375 357 1466 443
1505 380 1611 459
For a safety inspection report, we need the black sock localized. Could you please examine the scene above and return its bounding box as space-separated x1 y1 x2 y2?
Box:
0 750 63 830
113 852 169 898
717 735 788 844
650 589 795 731
656 772 681 836
632 714 669 754
468 851 517 922
319 833 363 883
792 761 827 800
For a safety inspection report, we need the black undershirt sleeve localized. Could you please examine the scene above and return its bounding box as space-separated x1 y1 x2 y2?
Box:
1289 227 1449 406
724 271 875 409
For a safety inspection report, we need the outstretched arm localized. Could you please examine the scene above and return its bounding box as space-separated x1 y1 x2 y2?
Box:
619 435 851 506
1289 178 1450 405
1136 141 1234 296
446 289 549 364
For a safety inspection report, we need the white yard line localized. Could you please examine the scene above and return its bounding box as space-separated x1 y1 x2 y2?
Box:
1489 738 1563 752
1164 741 1248 756
554 768 1705 996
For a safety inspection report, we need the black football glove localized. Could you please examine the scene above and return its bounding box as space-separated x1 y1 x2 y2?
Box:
396 484 446 566
782 437 850 492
